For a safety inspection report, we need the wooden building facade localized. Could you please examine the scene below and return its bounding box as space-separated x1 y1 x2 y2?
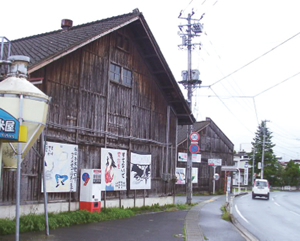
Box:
176 117 234 194
0 9 194 209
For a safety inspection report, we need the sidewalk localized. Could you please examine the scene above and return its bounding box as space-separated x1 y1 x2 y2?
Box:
1 195 247 241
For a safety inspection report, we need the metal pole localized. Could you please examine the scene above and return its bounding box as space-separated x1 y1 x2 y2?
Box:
238 159 241 194
252 148 255 185
41 131 49 236
0 142 2 183
186 13 193 205
261 121 266 179
213 166 216 194
16 94 24 241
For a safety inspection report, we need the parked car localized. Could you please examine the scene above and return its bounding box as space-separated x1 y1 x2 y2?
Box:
252 179 270 200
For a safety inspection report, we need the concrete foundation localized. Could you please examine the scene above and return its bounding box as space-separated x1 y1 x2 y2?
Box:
0 196 174 219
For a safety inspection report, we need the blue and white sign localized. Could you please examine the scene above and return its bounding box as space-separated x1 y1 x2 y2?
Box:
0 108 19 141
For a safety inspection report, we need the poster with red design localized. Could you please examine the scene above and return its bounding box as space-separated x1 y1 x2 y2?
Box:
101 148 127 191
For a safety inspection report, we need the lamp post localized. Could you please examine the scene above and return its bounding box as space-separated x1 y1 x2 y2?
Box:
0 55 50 241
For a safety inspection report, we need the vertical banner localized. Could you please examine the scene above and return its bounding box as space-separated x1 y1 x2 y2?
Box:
43 142 78 192
101 148 127 191
227 176 231 192
244 168 248 185
130 152 151 190
175 167 186 184
192 167 198 184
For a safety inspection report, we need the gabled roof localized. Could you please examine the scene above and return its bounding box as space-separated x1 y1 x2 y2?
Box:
10 11 141 72
178 120 210 145
177 117 233 149
4 9 195 125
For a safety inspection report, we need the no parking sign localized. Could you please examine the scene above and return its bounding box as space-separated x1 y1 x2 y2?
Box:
189 144 200 154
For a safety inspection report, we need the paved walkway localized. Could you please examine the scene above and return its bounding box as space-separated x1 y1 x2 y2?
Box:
1 195 251 241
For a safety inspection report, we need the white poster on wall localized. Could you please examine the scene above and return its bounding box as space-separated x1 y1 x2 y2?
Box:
176 167 186 184
178 152 201 163
101 148 127 191
43 142 78 192
192 167 198 184
130 152 151 190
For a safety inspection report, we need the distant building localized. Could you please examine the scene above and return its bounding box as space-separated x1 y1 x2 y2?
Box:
177 117 234 194
233 151 251 186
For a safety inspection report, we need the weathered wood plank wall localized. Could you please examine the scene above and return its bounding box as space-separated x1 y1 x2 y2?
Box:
0 26 178 205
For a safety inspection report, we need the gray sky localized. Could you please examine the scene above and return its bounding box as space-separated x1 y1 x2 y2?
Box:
2 0 300 161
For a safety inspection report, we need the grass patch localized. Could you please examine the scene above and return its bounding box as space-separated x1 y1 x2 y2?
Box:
220 205 231 222
0 203 193 236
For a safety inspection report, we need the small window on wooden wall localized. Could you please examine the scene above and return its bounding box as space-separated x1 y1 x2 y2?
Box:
117 33 130 52
110 63 132 87
110 64 121 82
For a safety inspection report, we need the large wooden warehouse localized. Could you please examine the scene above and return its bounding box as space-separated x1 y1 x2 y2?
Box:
0 9 195 218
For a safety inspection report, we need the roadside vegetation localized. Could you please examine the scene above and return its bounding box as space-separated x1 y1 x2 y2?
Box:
0 203 193 236
220 204 231 222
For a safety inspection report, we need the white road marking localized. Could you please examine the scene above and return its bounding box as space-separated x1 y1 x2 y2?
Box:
289 211 300 217
235 204 249 224
274 202 280 207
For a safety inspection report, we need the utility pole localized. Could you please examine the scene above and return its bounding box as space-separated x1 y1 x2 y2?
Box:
261 120 269 179
252 147 255 185
178 11 203 204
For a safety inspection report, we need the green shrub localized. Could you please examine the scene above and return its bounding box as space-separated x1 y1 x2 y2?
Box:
0 218 15 235
0 203 192 236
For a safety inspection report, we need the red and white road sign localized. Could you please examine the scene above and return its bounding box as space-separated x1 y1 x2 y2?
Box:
189 144 200 154
189 132 200 142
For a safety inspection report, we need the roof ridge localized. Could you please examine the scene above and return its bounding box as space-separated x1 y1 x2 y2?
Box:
12 11 139 43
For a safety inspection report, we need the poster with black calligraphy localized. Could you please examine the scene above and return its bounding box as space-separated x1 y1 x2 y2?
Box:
101 148 127 191
42 142 78 192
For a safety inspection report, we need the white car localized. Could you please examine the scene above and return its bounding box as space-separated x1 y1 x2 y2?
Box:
252 179 270 200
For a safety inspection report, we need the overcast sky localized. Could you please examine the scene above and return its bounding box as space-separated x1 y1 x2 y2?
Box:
2 0 300 161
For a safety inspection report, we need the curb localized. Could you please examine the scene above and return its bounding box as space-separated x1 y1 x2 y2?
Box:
185 196 220 241
229 193 259 241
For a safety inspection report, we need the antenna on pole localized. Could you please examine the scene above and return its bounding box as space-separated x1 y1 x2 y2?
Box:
178 11 204 204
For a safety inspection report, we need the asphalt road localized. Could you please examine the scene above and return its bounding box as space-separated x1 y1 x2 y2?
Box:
233 191 300 241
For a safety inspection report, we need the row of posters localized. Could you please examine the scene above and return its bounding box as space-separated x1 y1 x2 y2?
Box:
178 152 201 163
43 144 201 192
100 148 152 191
43 145 152 192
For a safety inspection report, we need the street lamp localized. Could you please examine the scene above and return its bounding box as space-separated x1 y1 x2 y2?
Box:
0 55 50 241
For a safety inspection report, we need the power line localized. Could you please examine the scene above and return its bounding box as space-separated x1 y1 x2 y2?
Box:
209 31 300 87
210 87 254 134
254 71 300 97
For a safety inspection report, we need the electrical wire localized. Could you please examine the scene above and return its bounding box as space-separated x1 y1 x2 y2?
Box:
210 31 300 87
254 71 300 97
210 87 254 134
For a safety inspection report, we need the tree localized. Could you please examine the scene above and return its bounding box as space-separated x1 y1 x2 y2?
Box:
248 121 279 185
283 161 300 186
